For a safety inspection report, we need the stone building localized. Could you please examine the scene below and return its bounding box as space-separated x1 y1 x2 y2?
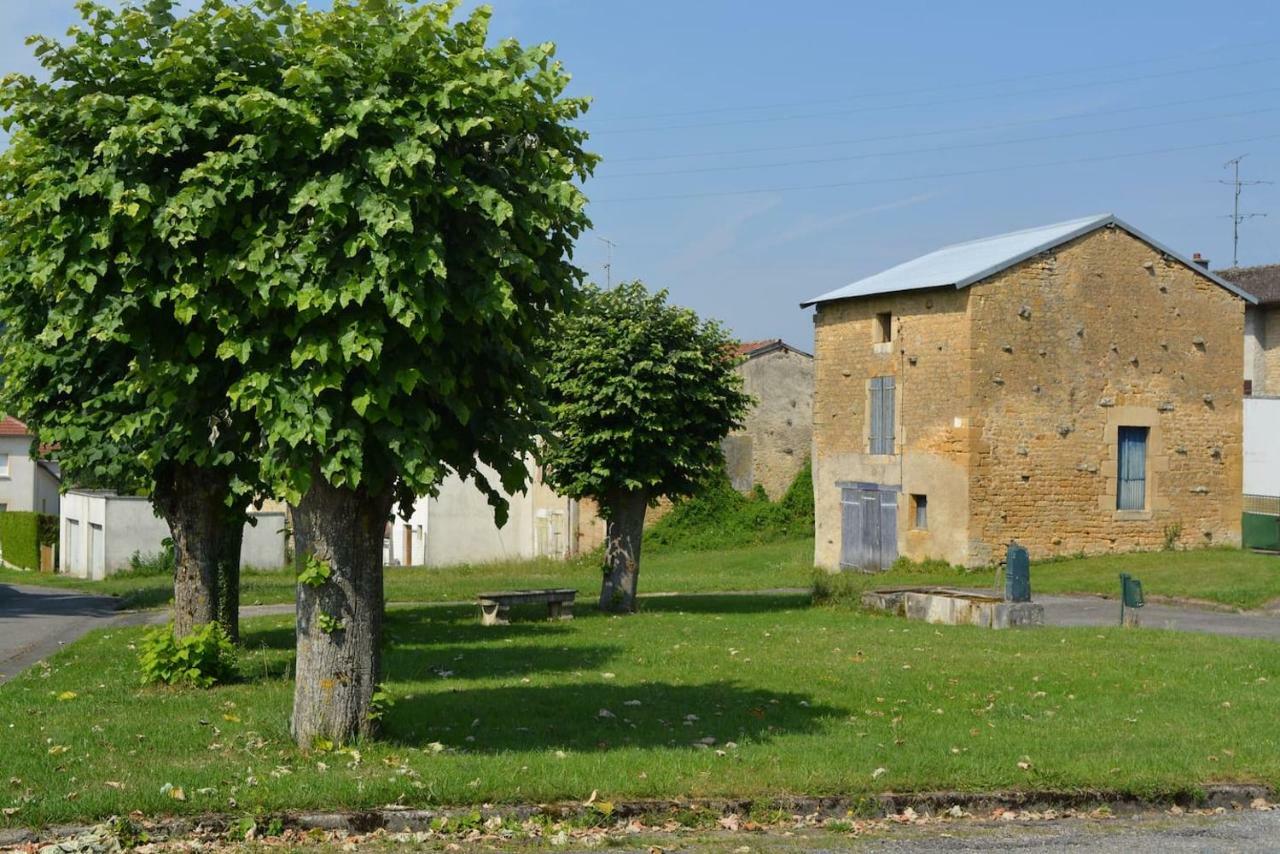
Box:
723 340 814 499
803 214 1252 570
1217 263 1280 397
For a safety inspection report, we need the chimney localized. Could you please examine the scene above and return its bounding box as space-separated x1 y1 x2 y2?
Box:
1192 252 1210 270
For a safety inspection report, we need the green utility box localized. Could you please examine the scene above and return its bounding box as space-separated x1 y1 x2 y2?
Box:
1242 512 1280 551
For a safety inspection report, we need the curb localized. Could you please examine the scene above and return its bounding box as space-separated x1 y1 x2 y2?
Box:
2 784 1271 846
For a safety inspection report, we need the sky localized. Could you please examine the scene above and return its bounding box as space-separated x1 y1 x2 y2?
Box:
2 1 1278 350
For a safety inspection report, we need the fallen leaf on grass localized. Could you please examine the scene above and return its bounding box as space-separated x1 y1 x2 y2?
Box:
104 781 124 790
872 767 887 779
160 783 186 801
47 745 69 756
56 691 77 701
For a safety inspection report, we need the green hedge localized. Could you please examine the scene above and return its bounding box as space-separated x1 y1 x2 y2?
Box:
646 462 814 553
0 511 57 570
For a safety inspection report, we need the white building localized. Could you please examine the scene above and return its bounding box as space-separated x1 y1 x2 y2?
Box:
60 489 288 579
0 416 61 516
386 458 604 568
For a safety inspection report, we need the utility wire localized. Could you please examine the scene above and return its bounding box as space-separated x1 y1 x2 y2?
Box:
589 56 1280 134
596 107 1279 180
593 39 1279 122
606 86 1280 164
591 132 1280 203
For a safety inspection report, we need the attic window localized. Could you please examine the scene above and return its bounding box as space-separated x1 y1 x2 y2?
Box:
874 312 893 344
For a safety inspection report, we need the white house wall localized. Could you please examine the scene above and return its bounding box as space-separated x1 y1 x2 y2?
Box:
1244 397 1280 498
0 435 38 513
61 491 288 578
424 467 537 567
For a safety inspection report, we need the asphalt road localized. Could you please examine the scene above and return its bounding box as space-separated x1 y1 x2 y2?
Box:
0 583 121 684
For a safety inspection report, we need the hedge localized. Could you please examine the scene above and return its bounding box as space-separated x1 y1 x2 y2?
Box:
0 510 58 571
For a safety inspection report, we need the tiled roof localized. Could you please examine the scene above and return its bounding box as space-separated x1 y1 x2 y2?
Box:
734 339 812 360
0 416 30 437
1216 264 1280 307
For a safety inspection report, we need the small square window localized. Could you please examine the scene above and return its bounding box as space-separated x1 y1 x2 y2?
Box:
874 312 893 344
911 494 927 529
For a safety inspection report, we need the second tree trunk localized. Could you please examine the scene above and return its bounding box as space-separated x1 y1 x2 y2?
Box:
599 488 648 613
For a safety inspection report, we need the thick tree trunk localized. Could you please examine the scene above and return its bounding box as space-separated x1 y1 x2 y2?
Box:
290 472 393 748
599 488 648 613
153 464 244 640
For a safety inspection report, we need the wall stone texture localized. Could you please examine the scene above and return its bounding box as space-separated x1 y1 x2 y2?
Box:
813 224 1245 569
727 347 815 499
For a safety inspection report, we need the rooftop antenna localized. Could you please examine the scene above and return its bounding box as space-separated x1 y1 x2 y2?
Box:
1219 154 1270 267
596 236 617 287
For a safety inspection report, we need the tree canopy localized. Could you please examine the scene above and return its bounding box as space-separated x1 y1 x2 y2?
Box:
540 282 751 508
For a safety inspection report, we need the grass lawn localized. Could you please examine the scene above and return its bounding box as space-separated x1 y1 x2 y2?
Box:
0 539 816 610
831 548 1280 611
3 594 1279 827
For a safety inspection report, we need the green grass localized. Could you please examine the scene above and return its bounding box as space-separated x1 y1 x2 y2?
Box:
820 547 1280 611
4 594 1280 828
0 539 816 610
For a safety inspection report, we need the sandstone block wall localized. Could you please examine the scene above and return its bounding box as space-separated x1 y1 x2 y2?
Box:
730 347 814 499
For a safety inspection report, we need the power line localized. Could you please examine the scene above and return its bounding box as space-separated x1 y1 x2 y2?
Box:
589 55 1280 135
595 107 1278 180
604 86 1280 165
591 132 1280 204
1219 154 1271 266
590 39 1280 123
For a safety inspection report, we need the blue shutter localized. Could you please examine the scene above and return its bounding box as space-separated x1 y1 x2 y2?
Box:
1117 427 1148 511
868 378 882 454
868 377 895 455
883 377 895 454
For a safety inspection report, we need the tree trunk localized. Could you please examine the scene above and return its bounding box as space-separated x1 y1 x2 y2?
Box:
214 517 245 644
290 471 393 748
153 464 243 639
599 488 648 613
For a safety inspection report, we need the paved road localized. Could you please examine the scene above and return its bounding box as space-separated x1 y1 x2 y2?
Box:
0 583 121 684
1037 594 1280 640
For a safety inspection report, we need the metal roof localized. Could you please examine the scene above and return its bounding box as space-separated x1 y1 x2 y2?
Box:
800 214 1257 307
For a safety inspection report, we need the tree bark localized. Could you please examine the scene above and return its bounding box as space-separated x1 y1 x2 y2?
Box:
599 488 648 613
153 463 244 640
290 471 393 748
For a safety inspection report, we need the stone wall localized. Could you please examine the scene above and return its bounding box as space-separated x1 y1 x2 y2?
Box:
730 347 814 499
1262 306 1280 396
812 287 974 569
966 226 1244 558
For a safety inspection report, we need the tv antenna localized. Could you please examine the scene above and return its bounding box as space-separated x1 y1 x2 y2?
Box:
596 236 618 287
1219 154 1270 267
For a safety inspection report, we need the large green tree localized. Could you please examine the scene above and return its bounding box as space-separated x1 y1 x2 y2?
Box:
541 282 751 613
0 0 267 641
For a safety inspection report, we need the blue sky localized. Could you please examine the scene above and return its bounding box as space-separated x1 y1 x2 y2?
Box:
3 2 1278 348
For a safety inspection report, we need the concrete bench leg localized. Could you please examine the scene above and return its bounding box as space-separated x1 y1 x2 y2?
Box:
480 603 509 626
548 601 573 621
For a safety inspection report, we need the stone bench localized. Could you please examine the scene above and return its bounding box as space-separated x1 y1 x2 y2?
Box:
477 588 576 626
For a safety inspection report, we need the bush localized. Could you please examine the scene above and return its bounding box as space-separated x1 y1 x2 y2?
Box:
138 622 237 688
646 462 814 553
0 511 57 570
810 568 867 606
127 538 176 577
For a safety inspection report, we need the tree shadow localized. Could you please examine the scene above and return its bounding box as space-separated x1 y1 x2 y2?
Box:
382 680 839 752
383 642 622 684
630 593 813 617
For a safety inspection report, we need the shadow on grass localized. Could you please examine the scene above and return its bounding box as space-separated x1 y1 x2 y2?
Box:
633 593 812 616
382 680 839 752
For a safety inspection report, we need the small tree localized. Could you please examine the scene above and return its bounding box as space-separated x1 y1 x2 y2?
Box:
541 283 751 613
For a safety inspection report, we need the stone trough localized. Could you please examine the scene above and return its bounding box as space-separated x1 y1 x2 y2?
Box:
861 587 1044 629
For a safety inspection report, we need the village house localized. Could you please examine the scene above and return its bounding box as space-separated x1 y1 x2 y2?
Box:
385 457 605 567
0 416 61 517
804 214 1251 571
1218 263 1280 550
723 339 814 499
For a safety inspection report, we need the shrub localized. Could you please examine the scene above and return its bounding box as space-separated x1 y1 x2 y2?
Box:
811 568 867 606
126 537 176 577
0 511 56 570
646 462 814 553
138 622 237 688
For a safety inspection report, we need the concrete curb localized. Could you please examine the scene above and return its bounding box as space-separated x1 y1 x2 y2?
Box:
2 784 1271 846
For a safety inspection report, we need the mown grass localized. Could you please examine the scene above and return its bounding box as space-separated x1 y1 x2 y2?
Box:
0 539 816 610
815 547 1280 611
3 595 1279 828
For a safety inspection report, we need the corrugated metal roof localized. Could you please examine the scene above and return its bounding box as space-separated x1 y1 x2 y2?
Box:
801 214 1256 307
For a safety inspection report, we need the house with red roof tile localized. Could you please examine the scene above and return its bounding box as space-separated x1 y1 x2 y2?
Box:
0 416 60 516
